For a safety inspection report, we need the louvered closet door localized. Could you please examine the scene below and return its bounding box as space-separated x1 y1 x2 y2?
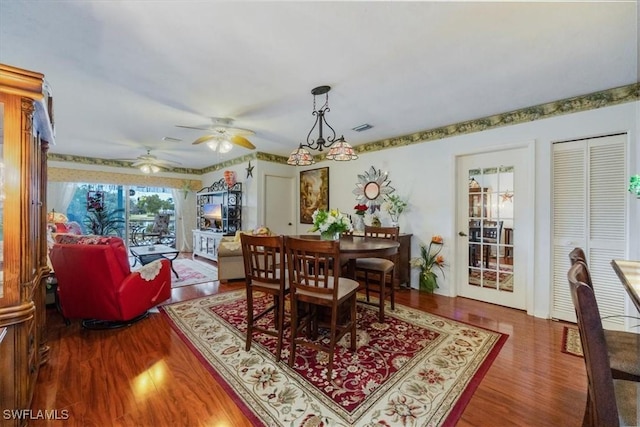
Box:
552 134 627 330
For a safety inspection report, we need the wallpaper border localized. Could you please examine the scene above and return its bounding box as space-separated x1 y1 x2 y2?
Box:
48 83 639 169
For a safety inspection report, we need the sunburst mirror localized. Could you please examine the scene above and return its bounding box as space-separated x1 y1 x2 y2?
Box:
353 166 395 210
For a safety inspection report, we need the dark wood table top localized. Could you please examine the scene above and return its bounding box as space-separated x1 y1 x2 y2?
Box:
287 234 400 258
611 259 640 313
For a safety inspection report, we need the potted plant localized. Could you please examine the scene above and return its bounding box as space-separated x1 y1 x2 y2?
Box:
383 194 408 227
310 209 353 240
353 204 367 231
410 235 446 292
84 207 125 236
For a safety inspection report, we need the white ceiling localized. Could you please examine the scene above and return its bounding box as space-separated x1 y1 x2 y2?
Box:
0 1 637 170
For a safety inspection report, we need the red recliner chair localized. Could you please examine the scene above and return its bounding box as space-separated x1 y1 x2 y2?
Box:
49 235 172 329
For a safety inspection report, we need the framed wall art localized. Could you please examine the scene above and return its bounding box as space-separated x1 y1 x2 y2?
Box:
86 191 105 211
300 167 329 224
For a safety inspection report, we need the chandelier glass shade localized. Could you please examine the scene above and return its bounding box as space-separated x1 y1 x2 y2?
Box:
286 146 315 166
287 85 357 166
325 137 358 161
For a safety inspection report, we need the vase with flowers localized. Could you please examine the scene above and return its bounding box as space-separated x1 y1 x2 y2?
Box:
383 194 408 227
353 204 367 232
310 209 353 240
410 235 446 292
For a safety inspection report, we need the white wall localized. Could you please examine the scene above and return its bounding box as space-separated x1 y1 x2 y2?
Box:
299 101 638 319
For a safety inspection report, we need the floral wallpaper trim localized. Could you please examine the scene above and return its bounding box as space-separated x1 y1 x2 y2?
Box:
46 151 287 174
344 83 639 157
46 153 204 175
47 84 638 169
48 167 201 189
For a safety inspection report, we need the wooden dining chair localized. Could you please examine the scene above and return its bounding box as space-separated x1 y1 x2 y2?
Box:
285 236 359 379
568 248 640 382
568 262 638 427
241 234 289 362
354 225 399 322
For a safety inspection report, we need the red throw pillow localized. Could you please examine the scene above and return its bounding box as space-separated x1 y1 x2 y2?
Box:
54 223 69 233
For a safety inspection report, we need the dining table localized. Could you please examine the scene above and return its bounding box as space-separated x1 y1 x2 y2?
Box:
288 234 400 281
610 259 640 313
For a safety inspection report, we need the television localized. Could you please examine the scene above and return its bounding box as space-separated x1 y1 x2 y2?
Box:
202 203 222 230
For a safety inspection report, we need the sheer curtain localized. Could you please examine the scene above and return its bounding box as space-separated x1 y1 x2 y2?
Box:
47 182 77 216
172 188 192 252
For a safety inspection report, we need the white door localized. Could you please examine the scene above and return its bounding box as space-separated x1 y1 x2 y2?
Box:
456 147 530 309
264 175 295 236
551 134 627 330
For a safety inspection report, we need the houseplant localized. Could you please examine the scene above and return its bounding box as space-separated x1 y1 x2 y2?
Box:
383 194 408 227
353 204 367 231
410 235 445 292
310 209 352 240
84 207 125 236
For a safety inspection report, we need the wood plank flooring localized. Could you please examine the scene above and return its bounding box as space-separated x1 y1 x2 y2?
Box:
30 258 587 426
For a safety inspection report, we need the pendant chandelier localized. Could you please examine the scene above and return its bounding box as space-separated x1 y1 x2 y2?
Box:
287 85 358 166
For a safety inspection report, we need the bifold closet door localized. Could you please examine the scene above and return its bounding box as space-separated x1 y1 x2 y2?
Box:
551 134 628 330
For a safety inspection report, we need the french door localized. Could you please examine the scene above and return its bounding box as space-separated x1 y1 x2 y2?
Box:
456 147 530 309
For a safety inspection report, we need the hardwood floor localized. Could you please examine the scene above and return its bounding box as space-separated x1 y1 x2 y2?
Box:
31 263 587 426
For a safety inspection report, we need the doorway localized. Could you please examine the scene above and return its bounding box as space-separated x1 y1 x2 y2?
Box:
456 147 530 310
264 175 295 236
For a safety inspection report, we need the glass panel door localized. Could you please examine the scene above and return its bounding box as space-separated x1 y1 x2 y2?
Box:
457 148 529 310
467 167 514 292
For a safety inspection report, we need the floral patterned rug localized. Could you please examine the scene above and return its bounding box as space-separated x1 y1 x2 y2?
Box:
169 259 218 288
561 326 583 357
160 290 507 426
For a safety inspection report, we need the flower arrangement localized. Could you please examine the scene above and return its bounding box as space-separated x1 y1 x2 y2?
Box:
382 194 408 224
410 235 445 292
310 209 353 240
354 204 368 216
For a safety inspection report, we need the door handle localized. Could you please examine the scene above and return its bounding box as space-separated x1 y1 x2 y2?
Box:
458 231 468 237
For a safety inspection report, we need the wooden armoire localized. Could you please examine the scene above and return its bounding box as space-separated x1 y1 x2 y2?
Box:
0 64 54 425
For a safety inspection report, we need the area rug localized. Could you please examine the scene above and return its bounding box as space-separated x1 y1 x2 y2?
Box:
468 268 514 292
160 290 508 426
170 258 218 288
561 325 583 357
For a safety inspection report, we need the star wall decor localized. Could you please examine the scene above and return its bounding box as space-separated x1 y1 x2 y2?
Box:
246 161 254 178
501 191 514 203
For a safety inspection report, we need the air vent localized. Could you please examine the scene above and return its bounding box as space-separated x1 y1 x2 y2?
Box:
352 123 373 132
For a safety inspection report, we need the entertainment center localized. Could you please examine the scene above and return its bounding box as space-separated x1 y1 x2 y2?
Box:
192 178 242 261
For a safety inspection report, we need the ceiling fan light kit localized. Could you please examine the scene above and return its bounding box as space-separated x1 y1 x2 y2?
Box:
287 85 357 166
181 117 256 154
117 149 180 174
206 138 234 154
139 163 161 174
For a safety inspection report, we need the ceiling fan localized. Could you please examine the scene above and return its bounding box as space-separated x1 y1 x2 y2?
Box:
119 149 181 174
176 117 256 153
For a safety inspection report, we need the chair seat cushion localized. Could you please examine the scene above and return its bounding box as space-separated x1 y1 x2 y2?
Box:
355 257 394 273
605 329 640 379
614 379 639 426
297 277 359 300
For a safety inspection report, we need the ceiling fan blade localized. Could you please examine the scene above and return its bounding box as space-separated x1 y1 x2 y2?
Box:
230 135 256 150
176 124 210 131
154 158 182 166
192 134 215 145
223 126 255 136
